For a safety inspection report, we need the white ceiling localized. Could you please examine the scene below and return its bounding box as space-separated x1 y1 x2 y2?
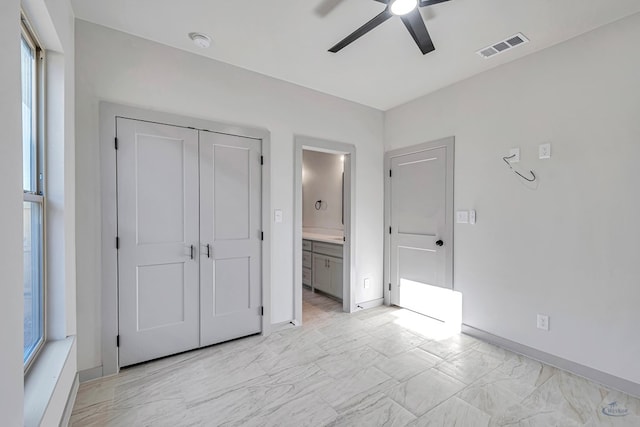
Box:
71 0 640 110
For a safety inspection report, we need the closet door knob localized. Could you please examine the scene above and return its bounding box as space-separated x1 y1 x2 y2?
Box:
435 240 444 247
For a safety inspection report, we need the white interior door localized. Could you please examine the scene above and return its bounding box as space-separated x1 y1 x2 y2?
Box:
199 131 262 347
390 145 453 321
117 118 200 367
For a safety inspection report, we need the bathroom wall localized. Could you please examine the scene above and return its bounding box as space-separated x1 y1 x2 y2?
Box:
302 150 344 235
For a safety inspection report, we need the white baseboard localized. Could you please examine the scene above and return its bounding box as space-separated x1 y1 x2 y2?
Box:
462 324 640 398
78 366 104 383
270 320 298 332
355 298 384 310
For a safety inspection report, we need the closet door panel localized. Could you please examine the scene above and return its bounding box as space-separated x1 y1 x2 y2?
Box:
200 131 262 347
117 118 200 367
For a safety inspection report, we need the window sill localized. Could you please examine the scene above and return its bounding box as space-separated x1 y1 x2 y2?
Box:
24 336 75 427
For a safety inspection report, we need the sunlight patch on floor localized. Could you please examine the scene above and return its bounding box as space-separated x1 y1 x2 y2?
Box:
397 278 462 336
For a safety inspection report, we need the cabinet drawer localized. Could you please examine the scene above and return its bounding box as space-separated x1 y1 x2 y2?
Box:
302 267 312 286
302 240 312 251
312 241 343 258
302 250 312 268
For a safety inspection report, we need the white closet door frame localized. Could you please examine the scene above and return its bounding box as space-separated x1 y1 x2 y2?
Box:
99 102 271 377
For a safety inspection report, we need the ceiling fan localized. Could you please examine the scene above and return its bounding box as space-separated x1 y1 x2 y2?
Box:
329 0 451 55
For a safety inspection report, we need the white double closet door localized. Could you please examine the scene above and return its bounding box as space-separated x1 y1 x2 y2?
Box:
117 118 262 367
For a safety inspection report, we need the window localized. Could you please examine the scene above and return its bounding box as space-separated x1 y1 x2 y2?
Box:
21 16 44 370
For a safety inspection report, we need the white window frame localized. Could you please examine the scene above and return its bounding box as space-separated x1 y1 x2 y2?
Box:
21 13 46 373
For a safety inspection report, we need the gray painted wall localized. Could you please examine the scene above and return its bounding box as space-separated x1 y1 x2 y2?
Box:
385 12 640 385
74 20 384 372
0 0 26 423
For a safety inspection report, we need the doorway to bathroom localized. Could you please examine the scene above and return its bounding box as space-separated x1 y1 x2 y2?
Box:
294 136 355 324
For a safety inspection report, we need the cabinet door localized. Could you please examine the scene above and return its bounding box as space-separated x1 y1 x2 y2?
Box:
329 256 343 299
312 254 331 293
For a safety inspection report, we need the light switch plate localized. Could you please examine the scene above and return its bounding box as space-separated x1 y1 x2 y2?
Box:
469 210 476 225
539 143 551 159
274 209 283 223
509 148 520 163
456 211 469 224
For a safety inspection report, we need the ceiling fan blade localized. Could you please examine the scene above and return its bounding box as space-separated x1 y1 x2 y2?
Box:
400 8 435 54
419 0 451 7
372 0 390 3
315 0 346 17
329 9 393 53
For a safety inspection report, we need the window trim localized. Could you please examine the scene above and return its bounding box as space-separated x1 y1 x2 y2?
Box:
21 12 47 374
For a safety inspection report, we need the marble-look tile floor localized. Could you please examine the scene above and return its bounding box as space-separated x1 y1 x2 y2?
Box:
71 289 640 426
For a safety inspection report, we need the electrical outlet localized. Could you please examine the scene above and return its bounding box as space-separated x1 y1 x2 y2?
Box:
537 314 550 331
364 278 370 289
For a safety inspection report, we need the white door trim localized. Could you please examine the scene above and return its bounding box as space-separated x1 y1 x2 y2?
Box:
384 137 455 306
294 136 356 322
99 102 271 377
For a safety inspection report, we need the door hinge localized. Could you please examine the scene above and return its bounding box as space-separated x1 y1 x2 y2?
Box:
116 335 120 347
260 155 264 165
389 169 392 178
116 236 120 249
260 306 264 316
389 226 392 235
261 231 264 241
114 137 118 150
389 283 392 291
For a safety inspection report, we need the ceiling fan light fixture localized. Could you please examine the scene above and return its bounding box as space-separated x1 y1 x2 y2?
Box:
390 0 418 16
188 32 212 49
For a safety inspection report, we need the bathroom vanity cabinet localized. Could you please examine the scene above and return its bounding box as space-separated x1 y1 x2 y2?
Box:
302 238 343 300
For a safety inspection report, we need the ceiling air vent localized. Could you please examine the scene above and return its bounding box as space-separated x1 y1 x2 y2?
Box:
477 33 529 59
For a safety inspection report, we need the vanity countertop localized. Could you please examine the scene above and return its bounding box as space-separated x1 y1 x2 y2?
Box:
303 232 344 245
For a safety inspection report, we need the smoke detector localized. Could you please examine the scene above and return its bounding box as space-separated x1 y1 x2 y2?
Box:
189 32 212 49
477 33 529 59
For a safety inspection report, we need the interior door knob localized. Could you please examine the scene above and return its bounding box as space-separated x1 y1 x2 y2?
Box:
435 240 444 247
